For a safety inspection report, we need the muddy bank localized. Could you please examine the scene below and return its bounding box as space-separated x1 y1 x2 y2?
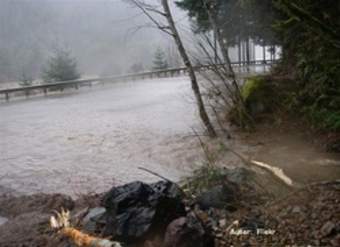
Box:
0 176 339 247
0 192 101 246
216 119 340 184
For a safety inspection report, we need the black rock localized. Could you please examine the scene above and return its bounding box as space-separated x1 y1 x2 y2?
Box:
101 181 186 243
82 207 106 234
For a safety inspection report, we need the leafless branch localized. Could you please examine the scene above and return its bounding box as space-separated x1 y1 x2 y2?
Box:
129 0 174 36
138 167 174 183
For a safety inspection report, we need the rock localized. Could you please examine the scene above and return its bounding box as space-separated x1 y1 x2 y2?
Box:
163 213 213 247
101 181 186 242
72 207 89 222
291 206 302 214
241 76 274 116
82 207 106 234
320 221 336 237
196 184 236 210
0 216 8 226
331 234 340 246
219 219 227 228
83 207 106 223
224 167 251 185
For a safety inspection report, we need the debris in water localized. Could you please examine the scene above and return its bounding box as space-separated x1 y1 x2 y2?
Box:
250 160 294 186
50 208 122 247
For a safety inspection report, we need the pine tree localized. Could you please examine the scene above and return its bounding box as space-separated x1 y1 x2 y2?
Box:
152 47 168 70
42 48 80 83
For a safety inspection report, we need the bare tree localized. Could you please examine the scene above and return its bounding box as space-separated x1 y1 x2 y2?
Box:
128 0 217 137
201 0 253 129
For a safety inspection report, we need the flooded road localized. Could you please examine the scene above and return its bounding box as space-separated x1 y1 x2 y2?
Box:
1 76 339 196
0 77 202 196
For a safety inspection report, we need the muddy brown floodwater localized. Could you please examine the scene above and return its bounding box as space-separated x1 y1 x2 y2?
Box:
238 124 340 184
0 77 204 196
0 76 339 197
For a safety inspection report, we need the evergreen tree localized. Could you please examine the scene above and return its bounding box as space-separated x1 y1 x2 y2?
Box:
176 0 280 46
18 70 33 86
129 62 144 73
42 48 80 83
152 48 169 70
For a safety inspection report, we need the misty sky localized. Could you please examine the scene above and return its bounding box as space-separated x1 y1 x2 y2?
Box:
0 0 190 81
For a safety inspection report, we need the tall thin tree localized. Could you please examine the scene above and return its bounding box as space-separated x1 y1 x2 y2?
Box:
128 0 217 137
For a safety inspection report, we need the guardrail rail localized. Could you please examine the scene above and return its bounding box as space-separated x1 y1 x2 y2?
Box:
0 60 277 102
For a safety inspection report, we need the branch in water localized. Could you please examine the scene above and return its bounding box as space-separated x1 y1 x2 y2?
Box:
50 208 122 247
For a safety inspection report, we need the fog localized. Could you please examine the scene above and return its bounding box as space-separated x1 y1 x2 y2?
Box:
0 0 189 82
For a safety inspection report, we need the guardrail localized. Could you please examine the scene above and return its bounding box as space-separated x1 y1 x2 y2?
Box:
0 59 277 102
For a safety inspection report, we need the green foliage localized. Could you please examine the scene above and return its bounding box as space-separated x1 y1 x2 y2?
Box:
152 47 168 70
229 76 276 127
228 104 254 130
42 49 80 83
241 76 266 100
178 0 340 132
275 0 340 131
302 107 340 131
176 0 280 46
182 165 227 195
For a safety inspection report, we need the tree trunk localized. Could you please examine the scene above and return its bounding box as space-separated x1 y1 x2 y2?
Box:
270 45 274 61
263 42 266 63
246 37 250 65
203 1 253 129
252 41 256 62
213 30 218 64
238 37 242 65
242 41 246 65
204 4 242 101
161 0 216 137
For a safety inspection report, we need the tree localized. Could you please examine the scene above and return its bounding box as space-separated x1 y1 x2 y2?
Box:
128 0 217 137
18 70 33 87
152 47 168 70
176 0 281 64
129 62 145 73
42 48 80 83
274 0 340 130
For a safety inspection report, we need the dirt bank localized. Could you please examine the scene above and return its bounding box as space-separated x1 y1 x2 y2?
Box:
215 117 340 184
0 181 339 246
0 193 102 246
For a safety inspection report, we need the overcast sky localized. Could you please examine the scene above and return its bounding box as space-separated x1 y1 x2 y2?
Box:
0 0 191 81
